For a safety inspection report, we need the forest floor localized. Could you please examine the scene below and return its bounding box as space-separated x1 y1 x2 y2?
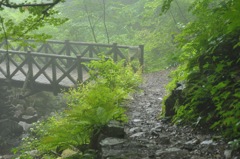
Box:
101 69 240 159
1 69 240 159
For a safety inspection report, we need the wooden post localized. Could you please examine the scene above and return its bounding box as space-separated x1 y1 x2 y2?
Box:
77 56 83 83
52 57 58 95
27 51 33 88
89 45 93 58
112 43 118 62
5 52 10 82
65 40 72 67
43 43 49 64
139 45 144 70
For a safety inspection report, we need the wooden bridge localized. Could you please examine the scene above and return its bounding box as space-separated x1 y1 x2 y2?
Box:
0 39 144 94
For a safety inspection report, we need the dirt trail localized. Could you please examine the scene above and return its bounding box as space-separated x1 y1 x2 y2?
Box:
101 69 240 159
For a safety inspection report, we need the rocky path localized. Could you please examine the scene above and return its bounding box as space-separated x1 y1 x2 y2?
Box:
100 70 240 159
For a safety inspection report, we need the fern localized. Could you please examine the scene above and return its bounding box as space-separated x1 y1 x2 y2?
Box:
163 0 240 146
15 57 142 158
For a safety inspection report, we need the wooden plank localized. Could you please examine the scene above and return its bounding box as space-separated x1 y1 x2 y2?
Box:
77 56 83 83
0 39 144 93
52 57 58 95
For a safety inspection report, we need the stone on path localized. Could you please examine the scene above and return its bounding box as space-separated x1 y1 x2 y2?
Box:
155 147 189 159
183 139 200 150
102 121 125 138
100 137 126 147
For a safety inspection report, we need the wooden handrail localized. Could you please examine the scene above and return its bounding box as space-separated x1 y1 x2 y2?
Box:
0 48 103 92
0 39 144 93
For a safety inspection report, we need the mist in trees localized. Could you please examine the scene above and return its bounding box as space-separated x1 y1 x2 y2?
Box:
0 0 193 71
33 0 193 71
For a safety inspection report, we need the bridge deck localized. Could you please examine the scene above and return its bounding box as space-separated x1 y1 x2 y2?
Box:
0 62 89 86
0 62 89 92
0 39 144 94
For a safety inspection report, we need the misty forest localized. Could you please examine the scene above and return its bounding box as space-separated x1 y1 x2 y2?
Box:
0 0 239 158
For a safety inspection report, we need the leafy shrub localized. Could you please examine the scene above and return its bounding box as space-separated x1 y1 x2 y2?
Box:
162 0 240 147
15 57 142 158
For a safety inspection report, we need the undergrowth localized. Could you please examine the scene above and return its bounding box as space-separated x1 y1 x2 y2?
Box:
14 57 142 158
162 0 240 150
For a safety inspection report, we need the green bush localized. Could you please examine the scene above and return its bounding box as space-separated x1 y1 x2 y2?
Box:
15 58 142 158
162 0 240 147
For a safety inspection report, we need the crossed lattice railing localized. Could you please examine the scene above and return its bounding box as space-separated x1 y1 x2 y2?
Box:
0 39 144 65
0 50 96 94
0 39 144 94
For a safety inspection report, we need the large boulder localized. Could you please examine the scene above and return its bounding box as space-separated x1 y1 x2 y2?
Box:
164 83 185 117
18 121 32 131
102 121 125 138
25 107 37 116
0 119 23 138
21 114 38 123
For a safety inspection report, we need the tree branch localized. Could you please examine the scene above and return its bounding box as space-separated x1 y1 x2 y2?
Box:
15 14 47 41
1 0 62 9
84 3 98 43
102 0 110 44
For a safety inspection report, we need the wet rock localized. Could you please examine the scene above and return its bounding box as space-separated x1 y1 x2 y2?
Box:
190 156 206 159
13 110 22 119
200 139 217 145
101 149 128 159
155 147 189 159
130 132 145 138
184 139 200 150
18 121 32 131
0 119 23 137
156 135 171 145
102 121 125 138
131 112 141 118
164 83 185 117
25 107 37 116
133 119 142 122
129 127 142 133
13 104 25 119
150 126 164 136
100 137 126 147
146 107 155 114
15 104 24 112
224 149 232 159
21 114 38 123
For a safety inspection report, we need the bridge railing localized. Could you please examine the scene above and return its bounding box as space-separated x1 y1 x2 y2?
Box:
0 39 144 68
0 49 96 93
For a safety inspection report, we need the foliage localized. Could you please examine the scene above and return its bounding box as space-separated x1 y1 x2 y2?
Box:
0 0 66 42
15 57 142 158
34 0 193 72
162 0 240 146
1 0 194 71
